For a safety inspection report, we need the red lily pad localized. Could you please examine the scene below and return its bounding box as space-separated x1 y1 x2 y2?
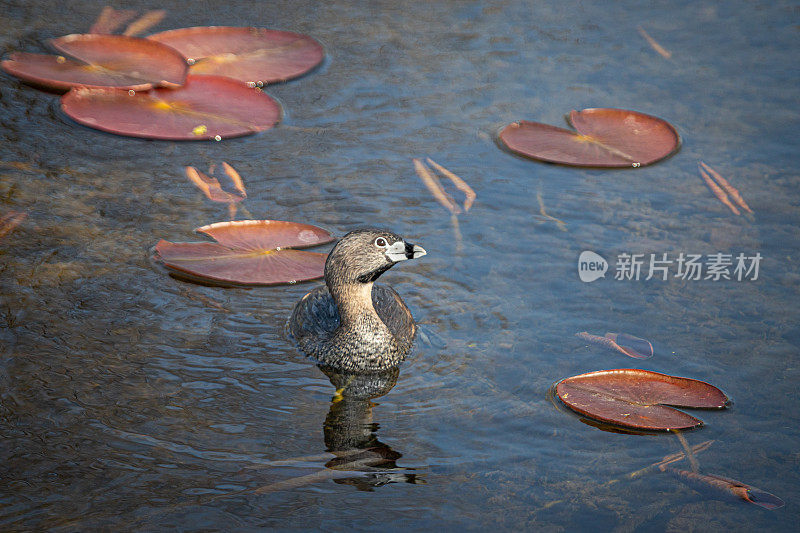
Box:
499 108 680 167
555 369 728 431
153 220 335 286
60 74 281 140
147 26 324 86
1 34 187 92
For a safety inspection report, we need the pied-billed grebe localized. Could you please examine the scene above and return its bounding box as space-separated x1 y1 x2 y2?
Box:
288 228 426 372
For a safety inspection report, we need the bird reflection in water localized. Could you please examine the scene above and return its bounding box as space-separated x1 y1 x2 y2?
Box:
318 365 422 490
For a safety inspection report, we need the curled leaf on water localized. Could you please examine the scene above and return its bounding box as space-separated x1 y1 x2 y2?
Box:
1 34 187 92
60 75 281 140
153 220 334 286
662 467 784 510
0 211 26 240
499 108 680 168
147 26 324 86
555 369 729 431
576 331 653 359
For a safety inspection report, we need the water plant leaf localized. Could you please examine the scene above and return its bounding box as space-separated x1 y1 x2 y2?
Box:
555 369 729 431
499 108 680 167
663 468 785 510
60 74 282 140
0 211 26 240
153 220 334 286
1 34 187 92
698 161 753 215
637 26 672 59
122 10 167 37
147 26 324 86
426 158 476 212
186 163 246 204
576 331 653 359
413 158 461 214
89 7 137 34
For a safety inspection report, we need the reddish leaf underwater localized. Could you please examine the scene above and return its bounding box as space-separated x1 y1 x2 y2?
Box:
576 331 654 359
186 163 247 204
664 468 785 510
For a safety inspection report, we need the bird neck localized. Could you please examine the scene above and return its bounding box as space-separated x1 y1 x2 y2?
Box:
329 281 381 326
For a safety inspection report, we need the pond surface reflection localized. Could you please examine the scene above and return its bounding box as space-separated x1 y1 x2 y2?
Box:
1 0 798 530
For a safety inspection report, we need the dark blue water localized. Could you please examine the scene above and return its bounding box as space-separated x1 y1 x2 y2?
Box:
1 0 798 530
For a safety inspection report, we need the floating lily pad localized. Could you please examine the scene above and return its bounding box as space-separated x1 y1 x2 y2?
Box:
1 34 187 92
60 74 281 140
154 220 334 286
499 108 680 167
555 369 728 431
147 26 324 85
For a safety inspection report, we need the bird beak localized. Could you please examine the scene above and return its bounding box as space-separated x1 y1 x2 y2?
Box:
386 241 427 262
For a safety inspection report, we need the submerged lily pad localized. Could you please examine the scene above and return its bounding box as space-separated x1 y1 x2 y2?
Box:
147 26 324 85
1 34 187 92
154 220 334 286
555 369 728 431
60 74 281 140
499 108 680 167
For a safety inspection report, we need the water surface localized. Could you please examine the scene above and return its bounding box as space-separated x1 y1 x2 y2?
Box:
1 0 799 530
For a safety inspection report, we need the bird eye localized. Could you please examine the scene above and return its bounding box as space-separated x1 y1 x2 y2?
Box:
374 237 388 248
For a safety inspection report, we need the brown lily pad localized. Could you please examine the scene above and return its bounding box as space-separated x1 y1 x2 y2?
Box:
147 26 324 86
555 369 729 431
153 220 334 286
60 74 281 140
499 108 680 167
1 34 187 92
